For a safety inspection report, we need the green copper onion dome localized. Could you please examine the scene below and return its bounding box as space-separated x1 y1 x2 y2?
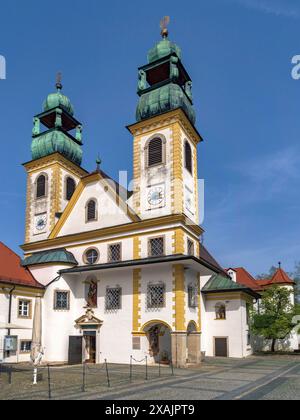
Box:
136 83 195 125
43 75 74 115
43 91 74 115
31 130 83 166
31 74 83 166
148 37 182 64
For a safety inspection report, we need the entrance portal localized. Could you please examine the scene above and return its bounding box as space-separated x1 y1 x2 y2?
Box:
143 321 172 364
84 331 96 363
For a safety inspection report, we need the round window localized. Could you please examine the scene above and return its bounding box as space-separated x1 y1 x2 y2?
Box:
84 248 99 265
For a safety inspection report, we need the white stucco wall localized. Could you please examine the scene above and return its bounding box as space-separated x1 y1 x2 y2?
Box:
58 180 132 237
0 291 38 363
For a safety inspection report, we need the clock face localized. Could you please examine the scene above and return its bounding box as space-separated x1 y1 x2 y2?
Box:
147 186 165 207
35 215 47 231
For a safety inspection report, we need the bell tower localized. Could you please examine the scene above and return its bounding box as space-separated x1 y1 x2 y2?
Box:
24 75 87 244
127 19 203 225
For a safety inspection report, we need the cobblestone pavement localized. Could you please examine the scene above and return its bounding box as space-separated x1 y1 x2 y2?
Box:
0 355 299 400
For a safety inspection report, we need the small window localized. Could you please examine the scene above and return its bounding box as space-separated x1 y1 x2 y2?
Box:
149 237 164 257
105 287 122 310
187 239 194 256
66 177 76 201
184 141 193 174
18 300 31 318
247 332 251 347
20 340 32 353
148 137 163 167
54 291 70 310
108 243 122 262
86 199 97 222
36 175 46 199
147 283 165 309
84 248 99 265
188 285 198 308
215 302 226 320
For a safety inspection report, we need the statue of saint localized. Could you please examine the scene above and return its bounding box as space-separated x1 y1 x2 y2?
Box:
87 281 97 308
138 70 147 92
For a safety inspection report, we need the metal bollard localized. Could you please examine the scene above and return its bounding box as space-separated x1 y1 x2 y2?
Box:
105 359 110 388
8 366 12 385
145 356 148 381
81 362 86 392
170 361 174 376
47 365 52 400
130 356 132 383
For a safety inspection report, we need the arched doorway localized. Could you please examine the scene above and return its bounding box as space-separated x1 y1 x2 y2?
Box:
187 321 201 364
142 320 172 364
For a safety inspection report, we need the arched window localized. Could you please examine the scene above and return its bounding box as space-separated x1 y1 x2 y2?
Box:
36 174 47 199
148 137 163 167
215 303 226 320
184 141 193 174
66 177 76 201
86 199 97 222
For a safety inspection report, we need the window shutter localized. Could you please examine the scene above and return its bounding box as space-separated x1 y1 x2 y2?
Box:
148 138 163 167
87 200 96 221
36 175 46 198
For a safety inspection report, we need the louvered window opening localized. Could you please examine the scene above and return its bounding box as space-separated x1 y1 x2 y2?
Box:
148 138 163 167
66 177 76 201
87 200 96 221
185 142 192 174
36 175 46 198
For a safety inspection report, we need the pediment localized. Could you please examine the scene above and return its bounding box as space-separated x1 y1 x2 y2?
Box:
75 309 103 327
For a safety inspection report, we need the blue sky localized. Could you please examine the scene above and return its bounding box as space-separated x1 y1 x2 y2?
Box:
0 0 299 276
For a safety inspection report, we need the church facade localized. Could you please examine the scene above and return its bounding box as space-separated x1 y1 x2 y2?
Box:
2 30 263 366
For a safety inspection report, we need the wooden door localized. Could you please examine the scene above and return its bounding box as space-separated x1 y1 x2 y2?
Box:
68 336 83 365
214 338 228 357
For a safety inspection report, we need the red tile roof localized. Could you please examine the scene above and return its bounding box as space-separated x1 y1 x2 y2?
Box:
0 242 44 289
227 267 263 291
257 268 295 288
227 266 295 292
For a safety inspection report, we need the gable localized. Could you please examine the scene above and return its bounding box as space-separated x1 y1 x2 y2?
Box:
54 175 135 238
50 172 138 239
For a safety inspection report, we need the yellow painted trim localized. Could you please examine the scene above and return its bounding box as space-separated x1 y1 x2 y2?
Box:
49 171 139 239
132 269 141 331
172 228 185 254
141 319 173 332
127 108 201 145
173 264 186 331
133 236 141 259
132 331 146 337
197 273 201 332
23 152 88 177
22 214 203 253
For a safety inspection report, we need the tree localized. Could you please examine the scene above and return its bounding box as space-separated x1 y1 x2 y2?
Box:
251 286 295 352
256 266 277 280
291 262 300 304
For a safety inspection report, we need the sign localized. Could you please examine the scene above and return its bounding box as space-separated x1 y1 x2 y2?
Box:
4 336 18 351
